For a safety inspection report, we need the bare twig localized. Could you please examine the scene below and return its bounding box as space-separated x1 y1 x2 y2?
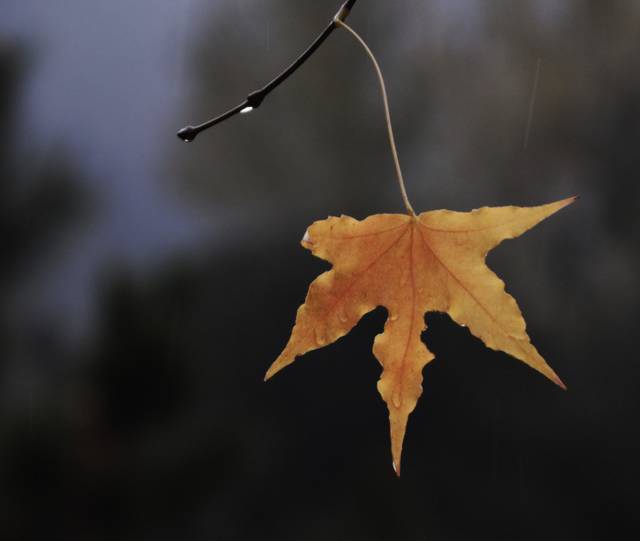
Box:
177 0 359 142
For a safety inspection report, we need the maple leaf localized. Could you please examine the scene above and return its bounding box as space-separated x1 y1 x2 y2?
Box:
265 197 574 475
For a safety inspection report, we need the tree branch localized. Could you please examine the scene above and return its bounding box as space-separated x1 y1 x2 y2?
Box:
177 0 359 142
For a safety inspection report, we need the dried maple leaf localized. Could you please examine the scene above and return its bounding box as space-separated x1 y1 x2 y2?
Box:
265 197 574 474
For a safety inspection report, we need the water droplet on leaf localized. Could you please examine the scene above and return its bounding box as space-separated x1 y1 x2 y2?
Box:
392 390 402 408
314 329 326 345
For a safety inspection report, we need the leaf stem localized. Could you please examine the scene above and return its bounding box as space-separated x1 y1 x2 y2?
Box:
334 19 416 217
177 0 359 142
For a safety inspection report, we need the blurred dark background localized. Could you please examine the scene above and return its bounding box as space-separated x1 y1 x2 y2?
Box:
1 0 639 539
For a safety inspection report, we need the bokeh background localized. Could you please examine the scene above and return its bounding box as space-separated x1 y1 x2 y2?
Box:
2 0 639 539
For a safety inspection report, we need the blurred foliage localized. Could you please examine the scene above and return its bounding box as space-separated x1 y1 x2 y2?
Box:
0 39 88 536
0 42 87 294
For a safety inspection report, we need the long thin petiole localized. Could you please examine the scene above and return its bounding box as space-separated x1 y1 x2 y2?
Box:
334 19 416 217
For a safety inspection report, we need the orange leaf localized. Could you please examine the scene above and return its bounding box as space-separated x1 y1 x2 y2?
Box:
266 198 574 475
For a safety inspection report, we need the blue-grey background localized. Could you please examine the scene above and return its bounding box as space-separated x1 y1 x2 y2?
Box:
1 1 638 539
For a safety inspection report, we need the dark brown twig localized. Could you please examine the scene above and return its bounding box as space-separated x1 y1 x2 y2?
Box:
177 0 359 142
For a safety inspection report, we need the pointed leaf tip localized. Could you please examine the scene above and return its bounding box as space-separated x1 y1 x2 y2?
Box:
552 373 568 391
264 363 279 382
